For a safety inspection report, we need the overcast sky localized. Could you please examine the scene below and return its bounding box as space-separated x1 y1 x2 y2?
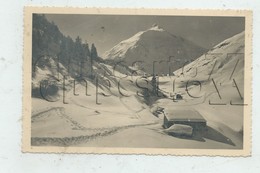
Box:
45 14 245 56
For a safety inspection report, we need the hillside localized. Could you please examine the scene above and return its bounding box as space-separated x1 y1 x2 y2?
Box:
175 31 245 85
162 31 246 132
32 14 108 98
32 14 103 79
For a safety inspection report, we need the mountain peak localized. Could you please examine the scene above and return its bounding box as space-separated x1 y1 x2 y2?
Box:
103 24 206 74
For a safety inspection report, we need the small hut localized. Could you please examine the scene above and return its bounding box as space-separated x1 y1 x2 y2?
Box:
163 108 207 131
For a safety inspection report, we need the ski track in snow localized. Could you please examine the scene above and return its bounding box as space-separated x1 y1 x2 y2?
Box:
32 107 86 130
31 104 158 146
31 122 158 146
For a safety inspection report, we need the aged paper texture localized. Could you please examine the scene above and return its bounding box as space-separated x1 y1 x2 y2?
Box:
23 7 252 156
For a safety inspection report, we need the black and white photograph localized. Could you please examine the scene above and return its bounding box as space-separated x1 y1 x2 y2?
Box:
23 8 252 155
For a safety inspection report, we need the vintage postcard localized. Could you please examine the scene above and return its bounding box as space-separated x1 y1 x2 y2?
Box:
23 7 252 156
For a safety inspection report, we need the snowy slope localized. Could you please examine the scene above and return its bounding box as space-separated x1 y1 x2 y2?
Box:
103 25 206 75
171 31 245 132
32 56 74 100
175 31 245 84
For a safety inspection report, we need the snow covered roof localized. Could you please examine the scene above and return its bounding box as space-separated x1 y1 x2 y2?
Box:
164 108 206 123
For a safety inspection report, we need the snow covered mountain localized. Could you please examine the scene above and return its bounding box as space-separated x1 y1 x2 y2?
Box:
103 24 206 75
150 31 246 138
171 31 245 133
175 31 245 84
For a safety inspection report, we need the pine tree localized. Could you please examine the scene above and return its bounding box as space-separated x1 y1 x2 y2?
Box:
90 43 98 60
90 44 98 78
151 75 157 95
82 42 90 77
